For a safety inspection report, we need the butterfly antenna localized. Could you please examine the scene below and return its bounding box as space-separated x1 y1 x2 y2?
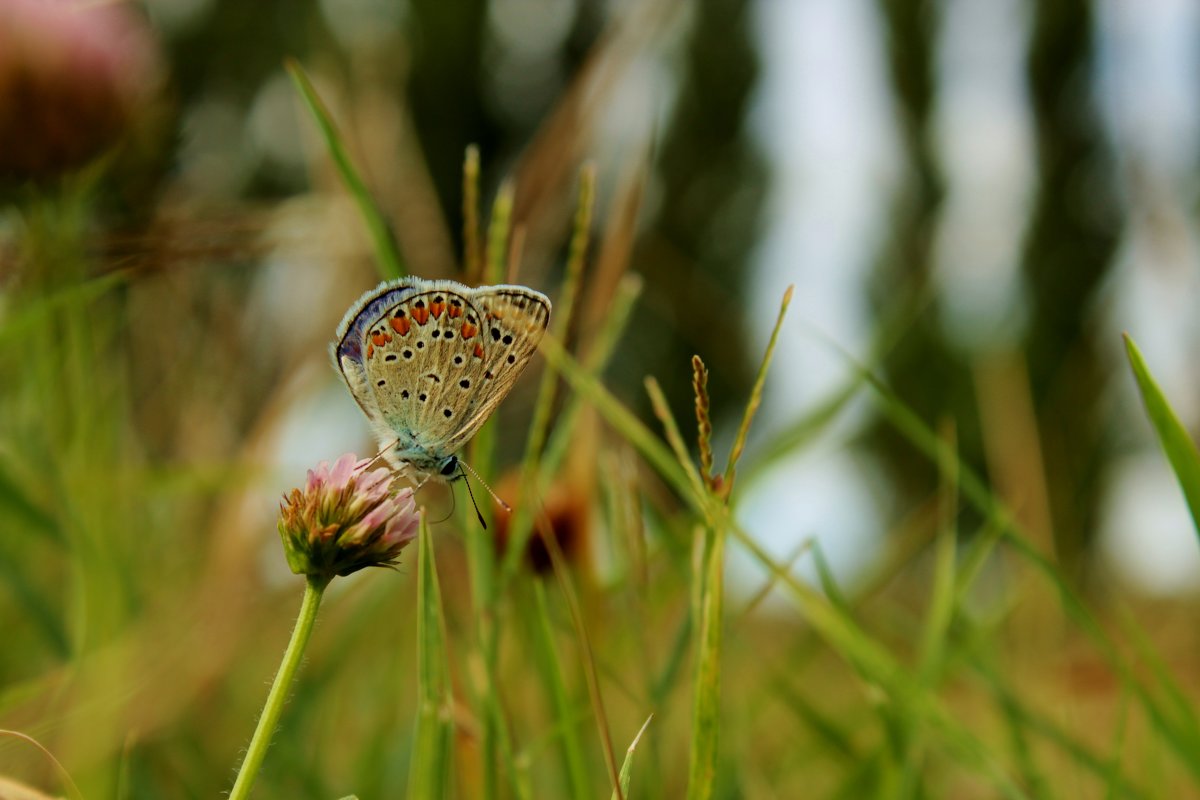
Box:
458 465 488 530
457 458 512 530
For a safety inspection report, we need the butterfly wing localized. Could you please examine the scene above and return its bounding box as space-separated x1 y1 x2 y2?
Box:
332 279 421 429
442 285 552 451
333 279 551 470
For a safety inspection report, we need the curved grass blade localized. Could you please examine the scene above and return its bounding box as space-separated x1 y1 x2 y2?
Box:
285 59 405 280
1124 333 1200 539
722 285 793 499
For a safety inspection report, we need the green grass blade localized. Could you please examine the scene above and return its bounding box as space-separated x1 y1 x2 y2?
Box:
285 59 405 280
537 333 701 513
611 715 653 800
464 145 482 282
1124 334 1200 538
918 424 958 684
537 324 1027 795
531 579 591 799
646 376 707 501
686 523 724 800
543 529 623 800
521 165 593 465
851 350 1200 780
537 274 643 480
484 182 513 284
409 511 452 800
722 285 794 497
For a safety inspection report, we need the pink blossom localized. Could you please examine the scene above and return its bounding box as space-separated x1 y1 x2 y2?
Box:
279 454 420 578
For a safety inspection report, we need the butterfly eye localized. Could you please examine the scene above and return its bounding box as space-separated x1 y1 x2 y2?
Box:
439 456 458 477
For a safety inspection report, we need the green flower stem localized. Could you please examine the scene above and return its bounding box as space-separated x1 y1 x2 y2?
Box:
229 575 329 800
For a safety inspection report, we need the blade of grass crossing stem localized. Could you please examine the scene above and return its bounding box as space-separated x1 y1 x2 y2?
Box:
531 580 591 798
722 285 793 498
610 715 653 800
485 182 514 284
687 521 724 800
409 511 452 799
285 60 404 280
1124 334 1200 539
464 145 482 283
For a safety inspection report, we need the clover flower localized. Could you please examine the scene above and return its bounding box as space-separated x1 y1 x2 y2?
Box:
278 453 419 579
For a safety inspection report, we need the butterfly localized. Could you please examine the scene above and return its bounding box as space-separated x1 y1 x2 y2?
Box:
333 277 552 483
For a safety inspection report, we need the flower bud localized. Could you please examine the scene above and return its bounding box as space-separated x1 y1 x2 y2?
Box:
278 454 420 579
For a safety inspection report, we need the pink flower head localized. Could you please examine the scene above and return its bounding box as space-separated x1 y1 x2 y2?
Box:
279 454 420 578
0 0 162 179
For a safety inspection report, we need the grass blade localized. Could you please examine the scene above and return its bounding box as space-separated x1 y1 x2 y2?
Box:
611 715 653 800
484 182 514 284
1124 333 1200 538
464 145 482 282
646 376 706 501
543 523 623 800
286 59 406 280
686 522 724 800
409 511 452 799
531 579 591 798
722 285 793 498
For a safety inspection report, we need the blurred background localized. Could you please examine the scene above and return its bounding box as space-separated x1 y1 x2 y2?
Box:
2 0 1200 796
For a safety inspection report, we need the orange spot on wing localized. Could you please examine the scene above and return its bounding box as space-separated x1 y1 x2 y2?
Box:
460 322 477 339
371 331 392 347
411 305 429 325
448 304 462 318
367 343 374 359
430 300 445 319
390 316 410 335
473 343 485 359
